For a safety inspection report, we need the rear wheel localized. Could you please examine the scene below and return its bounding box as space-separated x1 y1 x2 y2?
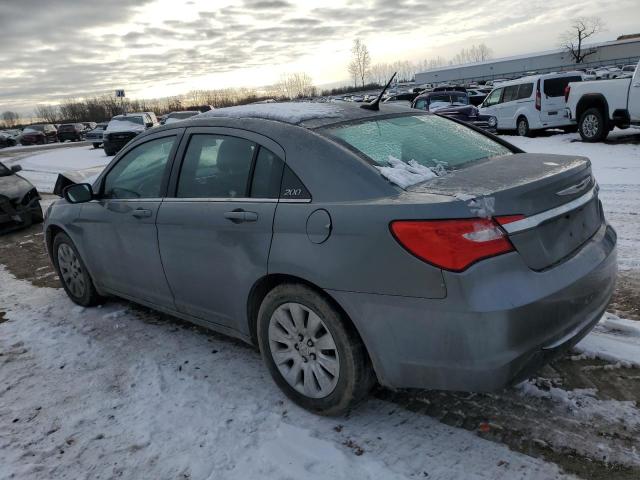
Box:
31 199 44 224
52 232 103 307
257 284 374 416
516 116 532 137
92 143 100 149
579 108 608 142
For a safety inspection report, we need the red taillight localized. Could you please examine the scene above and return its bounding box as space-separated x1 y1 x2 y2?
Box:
390 216 524 272
564 85 571 102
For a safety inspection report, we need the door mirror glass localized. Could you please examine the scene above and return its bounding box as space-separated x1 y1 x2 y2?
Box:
10 165 22 173
64 183 93 204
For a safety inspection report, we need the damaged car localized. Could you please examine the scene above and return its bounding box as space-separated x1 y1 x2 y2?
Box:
44 102 616 415
0 162 43 232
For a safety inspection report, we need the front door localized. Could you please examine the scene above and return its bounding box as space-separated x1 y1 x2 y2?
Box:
157 129 285 333
77 133 179 307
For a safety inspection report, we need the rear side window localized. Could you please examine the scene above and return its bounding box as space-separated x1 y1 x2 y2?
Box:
250 147 284 199
321 114 511 172
501 85 519 103
177 134 255 198
517 83 534 99
543 76 582 97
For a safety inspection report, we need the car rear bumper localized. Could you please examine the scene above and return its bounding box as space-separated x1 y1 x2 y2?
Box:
328 223 617 391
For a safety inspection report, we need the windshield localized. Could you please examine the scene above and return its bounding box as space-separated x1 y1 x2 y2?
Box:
431 94 468 105
111 116 144 125
0 163 10 176
321 114 511 173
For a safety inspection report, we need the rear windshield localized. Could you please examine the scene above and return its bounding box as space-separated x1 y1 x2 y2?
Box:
24 125 44 132
320 114 511 172
543 76 582 97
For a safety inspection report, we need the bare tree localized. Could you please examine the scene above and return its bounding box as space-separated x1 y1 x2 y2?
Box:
560 17 604 63
33 105 59 123
450 44 493 66
349 39 371 88
1 111 20 127
274 72 316 99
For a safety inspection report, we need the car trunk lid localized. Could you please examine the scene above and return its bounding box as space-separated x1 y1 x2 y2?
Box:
409 153 601 270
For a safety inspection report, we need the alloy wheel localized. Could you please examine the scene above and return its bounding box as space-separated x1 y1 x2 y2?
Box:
518 120 527 136
57 243 86 298
582 114 599 138
268 302 340 399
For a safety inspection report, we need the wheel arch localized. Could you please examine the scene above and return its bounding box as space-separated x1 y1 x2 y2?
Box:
576 94 610 124
246 273 377 376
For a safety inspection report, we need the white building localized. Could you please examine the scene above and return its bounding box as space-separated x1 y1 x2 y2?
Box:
415 36 640 85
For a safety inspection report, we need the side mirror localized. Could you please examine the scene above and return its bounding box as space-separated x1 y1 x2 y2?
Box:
10 165 22 173
63 183 94 204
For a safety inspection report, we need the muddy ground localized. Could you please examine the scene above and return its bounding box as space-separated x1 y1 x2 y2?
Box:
1 216 639 480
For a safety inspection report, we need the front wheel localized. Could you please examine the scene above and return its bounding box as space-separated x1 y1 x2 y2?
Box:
52 232 104 307
31 199 44 224
517 116 532 137
579 108 608 142
257 284 374 416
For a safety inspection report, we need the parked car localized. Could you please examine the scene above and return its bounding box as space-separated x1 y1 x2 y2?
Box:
82 122 97 132
466 89 489 106
565 62 640 142
161 111 201 125
382 92 418 106
480 72 583 136
102 113 155 156
594 66 622 80
412 91 497 132
1 129 22 144
46 102 616 415
0 162 42 232
20 124 58 145
57 123 85 142
0 132 18 148
86 122 108 148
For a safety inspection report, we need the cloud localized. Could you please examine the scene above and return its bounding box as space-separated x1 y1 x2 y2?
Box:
1 0 638 115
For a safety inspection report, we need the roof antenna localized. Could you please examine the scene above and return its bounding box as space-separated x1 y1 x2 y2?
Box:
361 72 397 111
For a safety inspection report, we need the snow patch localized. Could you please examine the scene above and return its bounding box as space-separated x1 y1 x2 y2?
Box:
197 102 343 124
574 313 640 367
376 156 439 189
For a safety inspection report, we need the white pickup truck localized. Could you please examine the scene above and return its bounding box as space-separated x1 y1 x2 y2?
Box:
565 62 640 142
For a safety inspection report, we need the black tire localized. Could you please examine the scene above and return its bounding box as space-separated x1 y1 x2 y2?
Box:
92 143 100 149
578 107 608 142
31 199 44 224
516 116 532 137
104 147 115 156
52 232 104 307
257 284 375 416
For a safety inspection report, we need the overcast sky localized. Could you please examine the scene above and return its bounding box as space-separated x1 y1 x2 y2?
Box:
1 0 639 115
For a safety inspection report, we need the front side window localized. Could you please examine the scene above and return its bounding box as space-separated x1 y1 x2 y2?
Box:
414 99 428 110
483 88 502 107
177 134 256 198
102 136 176 199
321 114 511 173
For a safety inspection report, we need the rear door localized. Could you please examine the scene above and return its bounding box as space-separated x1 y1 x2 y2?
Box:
77 130 181 307
156 127 285 333
629 65 640 122
540 75 582 123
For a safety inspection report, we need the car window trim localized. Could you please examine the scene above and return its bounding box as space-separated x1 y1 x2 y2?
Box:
167 126 287 200
95 128 184 200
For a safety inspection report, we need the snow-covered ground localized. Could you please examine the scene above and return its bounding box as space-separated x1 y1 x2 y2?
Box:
0 267 573 480
2 146 110 194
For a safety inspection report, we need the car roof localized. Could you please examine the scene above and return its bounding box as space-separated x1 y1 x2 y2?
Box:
185 101 421 129
493 71 584 88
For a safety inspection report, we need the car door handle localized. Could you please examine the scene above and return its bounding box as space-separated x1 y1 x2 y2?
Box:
224 209 258 223
131 208 152 218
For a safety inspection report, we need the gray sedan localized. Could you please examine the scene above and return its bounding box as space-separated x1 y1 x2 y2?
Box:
44 102 617 415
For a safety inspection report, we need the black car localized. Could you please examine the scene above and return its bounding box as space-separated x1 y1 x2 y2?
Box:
0 132 17 148
412 91 497 132
0 162 42 233
20 124 58 145
57 123 85 142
